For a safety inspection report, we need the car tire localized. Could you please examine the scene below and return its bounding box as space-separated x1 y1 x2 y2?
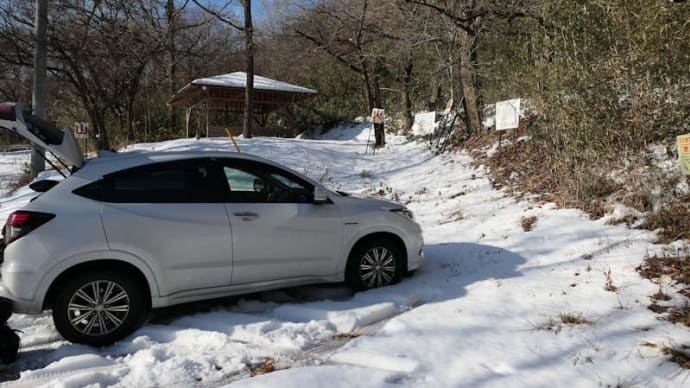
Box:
52 270 147 346
347 239 404 291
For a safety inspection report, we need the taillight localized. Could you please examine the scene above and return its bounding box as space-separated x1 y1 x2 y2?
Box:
2 211 55 245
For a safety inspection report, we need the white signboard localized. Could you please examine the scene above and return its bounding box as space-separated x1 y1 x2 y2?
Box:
74 122 89 139
412 111 436 136
495 98 521 131
371 108 384 124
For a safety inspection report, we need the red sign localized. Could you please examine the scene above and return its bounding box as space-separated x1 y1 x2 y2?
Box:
74 122 89 139
371 108 384 124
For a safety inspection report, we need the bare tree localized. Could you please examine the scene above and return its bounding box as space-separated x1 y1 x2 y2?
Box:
370 1 437 132
409 0 551 137
293 0 383 113
191 0 255 138
0 1 172 149
31 0 47 175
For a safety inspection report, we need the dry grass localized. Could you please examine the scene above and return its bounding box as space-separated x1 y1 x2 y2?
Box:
640 196 690 244
606 213 639 227
559 312 591 325
250 357 279 377
604 268 618 292
470 135 623 221
638 250 690 327
651 288 672 302
648 302 669 314
533 312 591 334
637 251 690 295
667 306 690 327
465 120 690 245
662 345 690 369
520 216 538 232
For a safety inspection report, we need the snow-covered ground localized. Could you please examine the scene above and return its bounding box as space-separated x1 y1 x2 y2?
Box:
0 150 30 198
1 124 688 387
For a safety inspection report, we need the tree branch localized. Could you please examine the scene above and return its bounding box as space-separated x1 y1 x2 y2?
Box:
294 29 364 75
190 0 244 30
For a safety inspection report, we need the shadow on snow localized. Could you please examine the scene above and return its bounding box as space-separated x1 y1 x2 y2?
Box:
0 242 525 382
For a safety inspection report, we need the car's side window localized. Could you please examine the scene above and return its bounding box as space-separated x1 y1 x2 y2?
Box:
218 159 314 204
222 166 268 203
270 172 307 190
82 159 221 203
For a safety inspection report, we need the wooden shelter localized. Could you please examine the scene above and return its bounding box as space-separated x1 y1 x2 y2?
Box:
169 72 317 137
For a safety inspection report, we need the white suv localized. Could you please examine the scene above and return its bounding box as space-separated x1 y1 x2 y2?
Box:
0 102 423 346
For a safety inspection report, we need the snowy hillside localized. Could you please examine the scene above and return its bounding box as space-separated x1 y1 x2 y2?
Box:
0 127 688 387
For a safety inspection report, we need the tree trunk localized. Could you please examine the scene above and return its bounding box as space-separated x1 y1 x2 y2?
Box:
90 107 109 150
359 56 376 112
428 82 441 112
458 29 482 136
31 0 48 176
401 51 414 132
371 57 385 146
242 0 254 138
126 98 135 142
356 0 376 113
166 0 177 131
373 57 383 109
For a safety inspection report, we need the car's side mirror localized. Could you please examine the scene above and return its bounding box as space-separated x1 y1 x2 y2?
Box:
313 186 329 204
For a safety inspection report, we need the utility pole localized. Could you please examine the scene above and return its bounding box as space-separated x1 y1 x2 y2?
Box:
166 0 177 132
31 0 48 176
242 0 254 138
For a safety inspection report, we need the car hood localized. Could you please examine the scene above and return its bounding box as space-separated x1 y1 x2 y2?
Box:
337 194 404 210
0 102 84 168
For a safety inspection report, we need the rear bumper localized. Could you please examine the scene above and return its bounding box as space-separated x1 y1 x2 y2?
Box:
0 279 42 314
0 234 54 315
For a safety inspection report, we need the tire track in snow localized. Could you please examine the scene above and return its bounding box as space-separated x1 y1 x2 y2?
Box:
198 301 423 387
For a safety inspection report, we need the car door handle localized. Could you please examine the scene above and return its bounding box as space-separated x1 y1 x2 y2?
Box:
233 212 259 220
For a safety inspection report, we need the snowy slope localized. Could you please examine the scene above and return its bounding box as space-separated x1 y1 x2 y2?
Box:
0 128 688 387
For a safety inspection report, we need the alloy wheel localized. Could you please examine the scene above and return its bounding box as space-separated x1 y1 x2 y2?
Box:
359 246 397 288
67 280 130 336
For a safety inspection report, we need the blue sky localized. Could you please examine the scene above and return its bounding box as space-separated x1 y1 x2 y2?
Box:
197 0 270 23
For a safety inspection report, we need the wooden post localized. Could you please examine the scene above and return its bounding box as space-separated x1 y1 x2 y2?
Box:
225 128 241 153
371 108 385 148
374 122 384 148
185 107 191 138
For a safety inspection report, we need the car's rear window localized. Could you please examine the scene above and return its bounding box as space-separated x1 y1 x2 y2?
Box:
73 159 222 203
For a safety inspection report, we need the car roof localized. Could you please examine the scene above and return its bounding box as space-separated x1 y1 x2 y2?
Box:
73 150 316 184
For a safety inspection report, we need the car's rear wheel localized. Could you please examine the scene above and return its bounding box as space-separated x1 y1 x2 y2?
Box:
347 239 403 291
52 270 147 346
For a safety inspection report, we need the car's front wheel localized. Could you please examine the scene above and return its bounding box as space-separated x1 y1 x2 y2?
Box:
52 270 147 346
347 239 404 291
